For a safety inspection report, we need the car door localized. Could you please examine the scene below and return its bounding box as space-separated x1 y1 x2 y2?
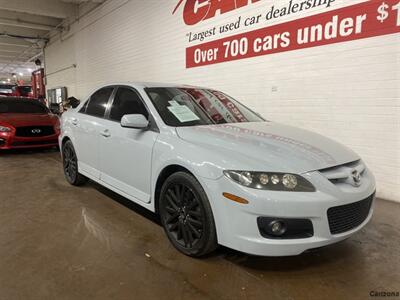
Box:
99 86 158 203
73 87 114 179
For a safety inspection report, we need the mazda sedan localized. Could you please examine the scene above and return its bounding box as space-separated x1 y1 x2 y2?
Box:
59 83 376 257
0 98 60 150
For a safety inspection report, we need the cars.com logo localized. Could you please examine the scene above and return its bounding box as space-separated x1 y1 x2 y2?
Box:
173 0 261 25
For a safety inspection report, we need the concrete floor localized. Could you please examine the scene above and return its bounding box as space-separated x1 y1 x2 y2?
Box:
0 149 399 300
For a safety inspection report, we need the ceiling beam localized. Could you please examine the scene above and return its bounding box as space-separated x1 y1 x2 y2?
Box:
0 17 56 31
0 49 24 53
0 54 33 60
0 60 31 65
0 0 76 19
0 41 31 48
26 52 43 63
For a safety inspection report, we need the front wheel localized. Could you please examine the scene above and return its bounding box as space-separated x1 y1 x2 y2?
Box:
159 172 218 257
62 140 88 186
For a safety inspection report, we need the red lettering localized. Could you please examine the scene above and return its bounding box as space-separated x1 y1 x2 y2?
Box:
235 0 261 9
180 0 261 26
183 0 210 26
204 0 236 22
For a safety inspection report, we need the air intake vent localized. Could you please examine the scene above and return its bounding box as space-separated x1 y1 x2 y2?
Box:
327 194 374 234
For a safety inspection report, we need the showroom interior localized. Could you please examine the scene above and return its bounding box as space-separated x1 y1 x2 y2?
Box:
0 0 399 299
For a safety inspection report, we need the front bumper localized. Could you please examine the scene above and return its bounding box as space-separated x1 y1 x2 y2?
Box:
0 132 59 150
201 169 376 256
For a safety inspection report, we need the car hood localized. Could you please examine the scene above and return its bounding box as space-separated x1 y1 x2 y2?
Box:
0 113 56 127
176 122 359 174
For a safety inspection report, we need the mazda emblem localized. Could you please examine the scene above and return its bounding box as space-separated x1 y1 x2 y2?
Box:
351 170 361 186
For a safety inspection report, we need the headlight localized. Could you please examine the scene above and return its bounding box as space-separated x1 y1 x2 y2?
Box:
0 125 11 132
223 171 315 192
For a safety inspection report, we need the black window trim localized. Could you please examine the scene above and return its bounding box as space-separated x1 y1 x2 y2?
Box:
79 99 89 114
103 85 159 132
78 85 116 118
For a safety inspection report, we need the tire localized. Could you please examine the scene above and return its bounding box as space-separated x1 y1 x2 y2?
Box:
62 140 88 186
159 171 218 257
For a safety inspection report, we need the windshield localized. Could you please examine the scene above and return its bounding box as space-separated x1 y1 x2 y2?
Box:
0 100 49 114
145 87 264 127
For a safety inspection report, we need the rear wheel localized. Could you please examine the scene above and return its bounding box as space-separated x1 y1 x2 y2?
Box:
62 140 88 186
159 172 218 257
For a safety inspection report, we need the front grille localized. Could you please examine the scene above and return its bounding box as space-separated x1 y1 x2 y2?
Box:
12 140 58 146
15 126 55 137
319 160 365 187
327 194 374 234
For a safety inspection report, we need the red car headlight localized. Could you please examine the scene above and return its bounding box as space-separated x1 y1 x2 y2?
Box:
0 125 11 132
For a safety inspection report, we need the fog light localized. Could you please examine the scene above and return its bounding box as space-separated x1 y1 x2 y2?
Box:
270 220 286 236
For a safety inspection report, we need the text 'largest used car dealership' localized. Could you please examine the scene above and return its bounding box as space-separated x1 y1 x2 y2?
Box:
0 1 399 300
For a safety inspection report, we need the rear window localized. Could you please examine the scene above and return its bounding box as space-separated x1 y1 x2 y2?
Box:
18 86 32 95
0 100 48 114
0 85 16 94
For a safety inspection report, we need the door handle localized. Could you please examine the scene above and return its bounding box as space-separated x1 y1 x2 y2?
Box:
71 118 78 125
100 129 111 138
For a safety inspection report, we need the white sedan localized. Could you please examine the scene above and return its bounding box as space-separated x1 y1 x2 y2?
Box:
60 83 376 257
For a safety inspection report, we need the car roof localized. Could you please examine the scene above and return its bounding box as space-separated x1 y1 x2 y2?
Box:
97 82 209 89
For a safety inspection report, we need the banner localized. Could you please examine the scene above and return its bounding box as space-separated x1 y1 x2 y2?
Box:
186 0 400 68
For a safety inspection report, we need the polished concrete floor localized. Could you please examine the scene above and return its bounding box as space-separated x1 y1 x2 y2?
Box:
0 149 399 300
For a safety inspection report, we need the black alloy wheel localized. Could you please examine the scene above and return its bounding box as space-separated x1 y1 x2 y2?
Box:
62 140 88 186
159 172 217 257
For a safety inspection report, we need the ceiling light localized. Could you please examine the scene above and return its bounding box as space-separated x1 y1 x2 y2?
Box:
18 72 23 76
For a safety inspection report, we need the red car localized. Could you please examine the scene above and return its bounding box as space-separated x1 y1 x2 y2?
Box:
0 97 60 150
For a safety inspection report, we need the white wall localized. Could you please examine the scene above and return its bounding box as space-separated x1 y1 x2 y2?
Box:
45 0 400 202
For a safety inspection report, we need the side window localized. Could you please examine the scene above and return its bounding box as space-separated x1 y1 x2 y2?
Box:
109 87 149 122
79 100 89 113
86 87 114 118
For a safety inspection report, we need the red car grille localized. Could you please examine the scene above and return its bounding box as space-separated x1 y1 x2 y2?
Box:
15 126 55 137
12 140 58 147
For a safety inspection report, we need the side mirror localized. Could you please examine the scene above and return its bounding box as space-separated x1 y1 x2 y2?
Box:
68 97 80 108
121 114 149 129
